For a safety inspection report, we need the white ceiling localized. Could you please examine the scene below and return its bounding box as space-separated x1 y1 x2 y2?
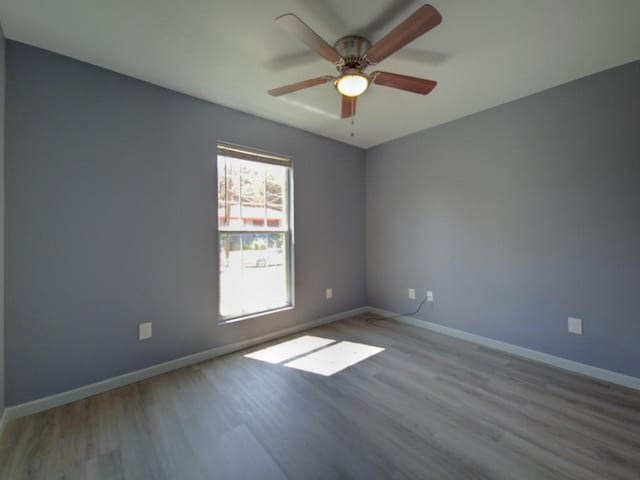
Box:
2 0 640 148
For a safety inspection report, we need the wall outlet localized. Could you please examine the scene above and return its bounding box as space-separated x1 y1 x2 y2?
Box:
139 322 153 340
568 317 582 335
408 288 416 300
326 288 333 299
427 291 434 302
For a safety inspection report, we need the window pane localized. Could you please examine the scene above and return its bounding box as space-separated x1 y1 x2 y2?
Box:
219 155 288 231
219 232 289 318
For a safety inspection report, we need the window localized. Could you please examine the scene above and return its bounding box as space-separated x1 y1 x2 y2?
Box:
217 143 293 321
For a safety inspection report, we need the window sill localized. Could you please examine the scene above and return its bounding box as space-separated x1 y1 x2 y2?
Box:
218 305 294 325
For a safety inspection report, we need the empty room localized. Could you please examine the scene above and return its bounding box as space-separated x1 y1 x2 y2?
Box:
0 0 639 478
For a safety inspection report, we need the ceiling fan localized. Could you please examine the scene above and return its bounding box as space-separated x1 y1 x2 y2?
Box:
268 4 442 119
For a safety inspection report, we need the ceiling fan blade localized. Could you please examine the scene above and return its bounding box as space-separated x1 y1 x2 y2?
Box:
341 95 357 119
275 13 343 64
268 76 334 97
372 71 437 94
365 4 442 64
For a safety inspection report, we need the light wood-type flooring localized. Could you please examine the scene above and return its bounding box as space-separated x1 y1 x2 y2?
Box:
1 314 640 479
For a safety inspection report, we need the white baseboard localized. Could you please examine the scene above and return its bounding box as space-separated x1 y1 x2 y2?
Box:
4 307 368 421
9 305 637 424
367 306 640 391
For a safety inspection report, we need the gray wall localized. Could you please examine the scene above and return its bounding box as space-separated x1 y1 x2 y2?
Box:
367 60 640 378
0 21 5 414
6 38 640 407
5 41 366 405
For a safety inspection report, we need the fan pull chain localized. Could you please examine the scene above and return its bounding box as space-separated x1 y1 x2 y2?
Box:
350 96 355 137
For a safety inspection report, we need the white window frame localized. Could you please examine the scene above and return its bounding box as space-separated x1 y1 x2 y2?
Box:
217 142 294 322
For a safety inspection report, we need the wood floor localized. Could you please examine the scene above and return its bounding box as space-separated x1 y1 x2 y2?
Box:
2 315 640 479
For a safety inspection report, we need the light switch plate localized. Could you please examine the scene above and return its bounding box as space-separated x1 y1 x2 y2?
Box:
139 322 153 340
427 291 434 302
568 317 582 335
408 288 416 300
326 288 333 299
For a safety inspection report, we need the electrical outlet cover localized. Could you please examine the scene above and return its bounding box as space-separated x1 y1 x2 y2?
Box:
408 288 416 300
568 317 582 335
139 322 153 340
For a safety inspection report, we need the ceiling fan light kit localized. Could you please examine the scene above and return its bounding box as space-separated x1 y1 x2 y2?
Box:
335 71 369 97
269 4 442 120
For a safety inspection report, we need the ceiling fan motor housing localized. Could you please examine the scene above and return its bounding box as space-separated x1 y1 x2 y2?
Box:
333 35 372 72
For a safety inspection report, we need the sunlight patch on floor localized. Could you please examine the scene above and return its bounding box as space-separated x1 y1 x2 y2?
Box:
244 335 385 376
284 341 384 376
244 335 335 364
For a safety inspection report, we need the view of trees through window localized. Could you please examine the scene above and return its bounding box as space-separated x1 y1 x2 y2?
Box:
218 148 292 320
